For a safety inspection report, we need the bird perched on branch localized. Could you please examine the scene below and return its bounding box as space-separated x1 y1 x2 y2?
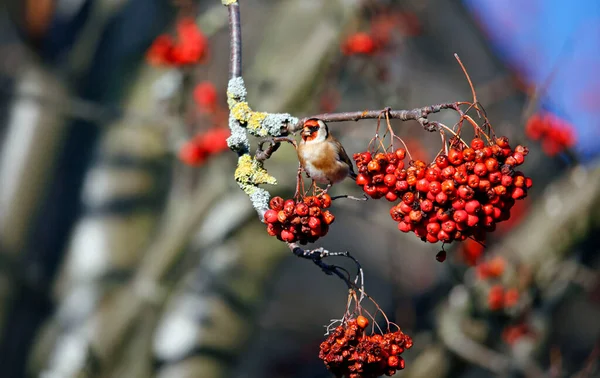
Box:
297 118 357 192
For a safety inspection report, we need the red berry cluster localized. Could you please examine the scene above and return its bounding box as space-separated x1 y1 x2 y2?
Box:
146 17 209 66
178 128 230 166
476 256 505 280
319 316 412 378
342 33 378 56
502 323 532 345
353 137 532 244
488 285 520 311
263 194 334 244
525 111 576 156
193 81 218 113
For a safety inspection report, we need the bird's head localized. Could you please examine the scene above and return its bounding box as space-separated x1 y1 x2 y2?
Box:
301 119 328 143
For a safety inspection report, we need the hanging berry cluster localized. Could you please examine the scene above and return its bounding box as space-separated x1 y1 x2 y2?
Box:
263 194 335 244
146 17 209 66
525 111 576 156
353 136 532 244
178 128 230 166
319 316 413 378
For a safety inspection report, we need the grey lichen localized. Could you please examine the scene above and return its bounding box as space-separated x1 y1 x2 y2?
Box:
263 113 299 137
227 77 247 105
249 188 271 218
227 116 250 154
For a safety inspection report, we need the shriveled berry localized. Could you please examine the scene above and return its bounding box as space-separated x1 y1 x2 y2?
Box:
436 250 447 262
270 196 284 211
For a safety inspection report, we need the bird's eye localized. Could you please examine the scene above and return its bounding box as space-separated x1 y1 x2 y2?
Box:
309 126 320 132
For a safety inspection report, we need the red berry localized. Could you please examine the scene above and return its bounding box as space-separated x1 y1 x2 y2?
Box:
435 192 448 205
442 220 456 233
467 174 480 189
193 81 218 112
280 229 295 242
467 214 479 227
511 187 526 199
425 168 440 182
395 180 409 192
474 163 488 177
488 285 504 310
441 180 455 194
465 200 481 214
485 158 499 172
367 160 381 172
441 166 456 179
437 230 451 241
356 315 369 328
342 32 376 55
356 173 370 186
264 209 278 223
457 185 474 200
453 210 468 223
409 210 423 223
513 152 525 165
495 136 510 148
398 221 412 232
363 184 378 197
452 198 466 210
416 178 430 192
427 222 441 235
399 202 412 214
471 138 485 150
270 196 284 211
448 149 463 165
525 177 533 189
420 199 434 212
395 149 406 160
435 155 449 168
308 216 321 229
428 180 442 194
385 191 398 202
384 174 397 187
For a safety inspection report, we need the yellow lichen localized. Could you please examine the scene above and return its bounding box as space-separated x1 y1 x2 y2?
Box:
247 112 269 136
231 101 252 123
222 0 237 5
234 155 277 189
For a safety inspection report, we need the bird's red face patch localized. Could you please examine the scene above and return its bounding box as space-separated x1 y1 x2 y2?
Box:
302 119 321 141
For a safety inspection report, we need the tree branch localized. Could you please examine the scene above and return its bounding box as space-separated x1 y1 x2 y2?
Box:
226 1 242 79
290 103 459 133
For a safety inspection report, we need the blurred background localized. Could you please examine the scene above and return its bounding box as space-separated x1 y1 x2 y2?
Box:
0 0 599 377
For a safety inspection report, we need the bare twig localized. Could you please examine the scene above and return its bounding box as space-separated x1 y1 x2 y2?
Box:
290 103 458 133
227 2 242 79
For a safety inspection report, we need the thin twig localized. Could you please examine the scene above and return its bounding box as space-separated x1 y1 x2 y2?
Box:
289 103 458 133
227 2 242 79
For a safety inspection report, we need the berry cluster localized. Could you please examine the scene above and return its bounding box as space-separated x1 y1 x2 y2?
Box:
193 81 218 113
263 195 335 244
319 316 412 378
502 323 532 345
487 285 519 311
353 137 532 244
178 128 230 166
525 111 576 156
146 17 208 66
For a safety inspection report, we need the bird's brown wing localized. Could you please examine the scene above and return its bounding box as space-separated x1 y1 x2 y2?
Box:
333 139 357 179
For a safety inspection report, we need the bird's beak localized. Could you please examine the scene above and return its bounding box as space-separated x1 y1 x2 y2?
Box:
301 128 312 137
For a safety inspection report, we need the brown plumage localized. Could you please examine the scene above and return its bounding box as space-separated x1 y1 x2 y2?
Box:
297 119 356 191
